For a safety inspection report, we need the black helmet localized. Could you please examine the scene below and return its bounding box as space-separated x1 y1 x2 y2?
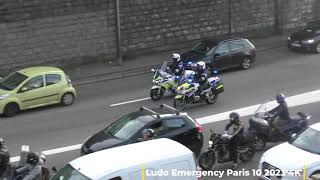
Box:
142 129 155 139
229 112 240 124
276 93 285 103
26 152 39 165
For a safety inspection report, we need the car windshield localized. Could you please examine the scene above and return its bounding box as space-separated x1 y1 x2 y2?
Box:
0 72 28 90
103 112 148 140
206 46 217 56
51 164 91 180
191 41 208 53
290 127 320 155
305 21 320 31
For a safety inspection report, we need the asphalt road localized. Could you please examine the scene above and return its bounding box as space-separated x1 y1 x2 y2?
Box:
1 46 320 179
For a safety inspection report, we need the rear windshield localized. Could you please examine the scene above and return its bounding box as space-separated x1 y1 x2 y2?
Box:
51 164 91 180
0 72 28 90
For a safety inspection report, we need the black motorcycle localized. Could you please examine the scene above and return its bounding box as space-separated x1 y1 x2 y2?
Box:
249 103 311 151
198 129 255 170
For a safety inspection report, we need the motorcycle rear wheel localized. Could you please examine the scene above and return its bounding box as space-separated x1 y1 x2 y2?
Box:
150 88 164 101
239 145 255 162
198 150 216 170
205 93 218 104
173 98 186 111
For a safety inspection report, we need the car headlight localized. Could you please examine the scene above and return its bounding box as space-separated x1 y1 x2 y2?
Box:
302 39 315 44
288 36 291 40
0 94 9 100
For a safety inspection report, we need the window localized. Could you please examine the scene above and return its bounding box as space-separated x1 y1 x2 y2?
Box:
191 41 208 53
215 43 230 55
149 121 165 135
164 118 186 130
21 75 44 92
0 72 28 90
229 41 245 51
45 74 61 86
290 128 320 155
51 164 91 180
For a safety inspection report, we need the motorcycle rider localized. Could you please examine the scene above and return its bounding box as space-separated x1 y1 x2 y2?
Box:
193 61 209 100
224 112 244 170
142 129 155 141
0 138 12 179
167 53 184 76
268 93 291 136
15 152 43 180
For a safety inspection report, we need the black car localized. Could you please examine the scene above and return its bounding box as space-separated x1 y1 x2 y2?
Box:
182 38 256 75
288 20 320 53
81 104 204 156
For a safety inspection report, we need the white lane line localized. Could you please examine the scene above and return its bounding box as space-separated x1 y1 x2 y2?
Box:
10 89 320 163
109 97 151 107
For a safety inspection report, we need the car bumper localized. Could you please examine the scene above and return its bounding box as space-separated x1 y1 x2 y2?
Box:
288 41 316 51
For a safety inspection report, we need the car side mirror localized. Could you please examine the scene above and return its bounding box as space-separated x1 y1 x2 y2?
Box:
52 166 58 173
214 53 221 58
20 87 28 92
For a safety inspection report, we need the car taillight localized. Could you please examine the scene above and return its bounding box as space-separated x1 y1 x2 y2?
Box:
195 123 203 133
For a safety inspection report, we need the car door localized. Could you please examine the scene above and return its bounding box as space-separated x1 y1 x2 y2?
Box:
16 75 46 109
211 42 231 69
161 118 191 147
44 73 64 103
229 40 246 66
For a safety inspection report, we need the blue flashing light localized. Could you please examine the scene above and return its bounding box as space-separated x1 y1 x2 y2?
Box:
188 61 192 65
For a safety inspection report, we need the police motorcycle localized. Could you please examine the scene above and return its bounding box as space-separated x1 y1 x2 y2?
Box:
173 70 224 111
249 102 311 151
150 61 195 101
198 129 255 170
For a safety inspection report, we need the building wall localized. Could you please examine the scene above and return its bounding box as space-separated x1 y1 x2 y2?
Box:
0 0 319 70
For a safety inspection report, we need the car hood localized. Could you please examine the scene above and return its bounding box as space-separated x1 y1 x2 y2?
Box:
181 51 205 62
0 88 9 94
263 142 320 169
85 131 126 152
291 30 316 41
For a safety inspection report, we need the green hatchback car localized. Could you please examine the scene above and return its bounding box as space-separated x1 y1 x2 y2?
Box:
0 66 76 117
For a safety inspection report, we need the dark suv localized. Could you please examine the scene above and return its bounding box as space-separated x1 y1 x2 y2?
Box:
81 104 204 156
182 38 256 75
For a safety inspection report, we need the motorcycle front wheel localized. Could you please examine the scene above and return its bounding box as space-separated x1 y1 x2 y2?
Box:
239 145 255 162
173 98 186 111
198 150 216 170
150 88 164 101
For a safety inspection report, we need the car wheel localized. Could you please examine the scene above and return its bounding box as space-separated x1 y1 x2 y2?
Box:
3 103 19 117
241 57 252 70
61 93 75 106
315 42 320 54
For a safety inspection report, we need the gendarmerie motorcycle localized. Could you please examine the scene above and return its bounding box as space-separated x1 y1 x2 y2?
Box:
198 129 255 170
249 102 311 151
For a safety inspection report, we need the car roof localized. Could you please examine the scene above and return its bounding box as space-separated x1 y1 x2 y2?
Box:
310 122 320 131
204 36 244 45
17 66 63 77
70 138 193 179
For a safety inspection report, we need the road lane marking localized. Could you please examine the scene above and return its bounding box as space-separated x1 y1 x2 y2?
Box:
109 97 151 107
10 89 320 163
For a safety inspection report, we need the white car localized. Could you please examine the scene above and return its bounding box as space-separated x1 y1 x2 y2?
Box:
259 123 320 180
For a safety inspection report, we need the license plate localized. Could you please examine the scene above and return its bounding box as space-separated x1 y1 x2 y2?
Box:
291 43 301 47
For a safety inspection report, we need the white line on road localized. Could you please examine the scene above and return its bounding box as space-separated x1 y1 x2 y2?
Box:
10 89 320 163
109 97 151 107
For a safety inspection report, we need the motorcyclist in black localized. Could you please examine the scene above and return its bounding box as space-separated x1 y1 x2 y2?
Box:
0 138 12 179
268 93 290 136
167 53 184 76
193 61 209 99
15 152 43 180
225 112 244 170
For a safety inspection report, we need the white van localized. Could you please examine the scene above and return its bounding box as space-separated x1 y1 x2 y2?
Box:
51 138 199 180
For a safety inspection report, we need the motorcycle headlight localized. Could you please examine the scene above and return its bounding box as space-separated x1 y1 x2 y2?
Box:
287 36 291 40
0 94 9 100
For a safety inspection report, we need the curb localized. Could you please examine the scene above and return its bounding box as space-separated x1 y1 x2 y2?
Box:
73 42 287 86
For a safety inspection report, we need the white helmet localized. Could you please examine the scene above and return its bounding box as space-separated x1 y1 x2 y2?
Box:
196 61 206 69
172 53 181 62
